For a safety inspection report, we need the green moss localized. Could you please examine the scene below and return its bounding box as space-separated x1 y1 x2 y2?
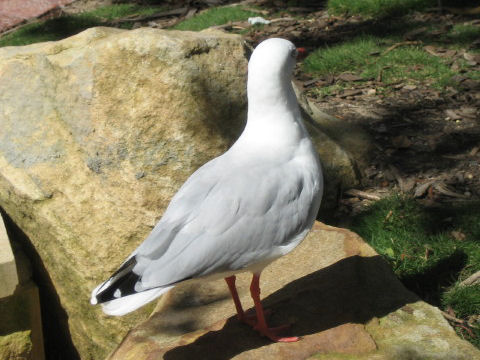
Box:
0 330 32 359
0 290 33 334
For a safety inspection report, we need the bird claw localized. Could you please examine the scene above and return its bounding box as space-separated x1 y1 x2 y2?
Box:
240 308 272 324
254 323 299 342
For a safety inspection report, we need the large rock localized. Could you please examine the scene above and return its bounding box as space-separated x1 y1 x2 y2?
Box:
0 27 249 359
0 27 360 359
108 223 480 360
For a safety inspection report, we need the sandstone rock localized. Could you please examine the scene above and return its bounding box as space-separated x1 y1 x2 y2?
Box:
0 27 248 359
0 283 45 360
0 27 361 359
0 213 45 360
0 213 18 298
0 330 32 360
294 83 368 209
295 83 371 173
108 223 480 360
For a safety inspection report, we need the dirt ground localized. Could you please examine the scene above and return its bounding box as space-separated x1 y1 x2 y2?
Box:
61 0 480 218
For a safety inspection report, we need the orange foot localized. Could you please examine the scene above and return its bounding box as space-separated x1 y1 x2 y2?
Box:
239 308 273 327
254 323 299 342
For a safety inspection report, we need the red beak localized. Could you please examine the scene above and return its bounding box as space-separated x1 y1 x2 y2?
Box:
296 47 307 60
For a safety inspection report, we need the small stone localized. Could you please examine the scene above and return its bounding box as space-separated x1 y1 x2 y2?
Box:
135 171 145 179
402 84 417 91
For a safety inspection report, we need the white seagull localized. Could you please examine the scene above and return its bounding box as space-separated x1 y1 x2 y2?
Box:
91 38 323 342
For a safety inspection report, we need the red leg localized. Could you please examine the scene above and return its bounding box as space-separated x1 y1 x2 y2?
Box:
225 276 272 326
250 273 299 342
225 276 248 322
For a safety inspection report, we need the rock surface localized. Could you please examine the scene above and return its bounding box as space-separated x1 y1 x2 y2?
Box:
0 283 44 360
108 223 480 360
0 212 18 298
0 27 248 359
0 27 360 359
0 213 45 360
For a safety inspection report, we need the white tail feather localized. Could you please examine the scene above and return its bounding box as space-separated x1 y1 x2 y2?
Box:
97 286 174 316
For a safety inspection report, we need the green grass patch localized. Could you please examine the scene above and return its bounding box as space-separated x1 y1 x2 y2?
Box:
446 24 480 48
309 83 346 98
173 6 260 31
443 285 480 345
303 34 455 89
0 4 159 47
327 0 435 18
349 195 480 347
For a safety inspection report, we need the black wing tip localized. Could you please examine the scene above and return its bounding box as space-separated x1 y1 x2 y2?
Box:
94 257 140 304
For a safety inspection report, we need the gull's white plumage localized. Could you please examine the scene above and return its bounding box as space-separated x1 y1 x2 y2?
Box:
91 38 323 317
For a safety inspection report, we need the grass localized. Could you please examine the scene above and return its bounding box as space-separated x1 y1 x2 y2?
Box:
303 34 455 91
349 195 480 346
172 6 261 31
0 4 262 48
327 0 436 17
0 4 159 47
446 24 480 48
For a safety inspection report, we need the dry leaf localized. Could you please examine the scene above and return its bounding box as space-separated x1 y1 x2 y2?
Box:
414 181 435 198
459 107 477 119
434 182 468 198
461 79 480 90
464 52 480 64
339 89 363 97
337 73 364 82
445 109 461 120
451 230 466 241
424 45 439 56
384 210 393 222
392 135 412 148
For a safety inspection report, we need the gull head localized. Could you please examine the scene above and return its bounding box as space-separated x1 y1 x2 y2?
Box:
248 38 297 84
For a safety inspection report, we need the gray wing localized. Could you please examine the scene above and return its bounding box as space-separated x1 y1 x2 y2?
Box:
132 152 320 291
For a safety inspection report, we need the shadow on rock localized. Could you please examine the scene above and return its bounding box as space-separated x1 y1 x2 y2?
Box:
164 255 417 360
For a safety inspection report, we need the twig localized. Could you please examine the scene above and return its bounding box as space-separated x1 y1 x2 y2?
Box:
441 310 479 330
383 41 421 55
456 323 476 338
460 271 480 286
433 182 468 199
383 210 393 223
441 310 467 324
270 17 296 23
344 189 381 201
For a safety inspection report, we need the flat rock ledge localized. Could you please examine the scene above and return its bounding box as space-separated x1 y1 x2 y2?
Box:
108 222 480 360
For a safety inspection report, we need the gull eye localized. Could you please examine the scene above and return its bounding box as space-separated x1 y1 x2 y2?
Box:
291 49 298 59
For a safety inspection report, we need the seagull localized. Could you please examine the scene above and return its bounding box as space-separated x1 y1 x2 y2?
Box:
91 38 323 342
